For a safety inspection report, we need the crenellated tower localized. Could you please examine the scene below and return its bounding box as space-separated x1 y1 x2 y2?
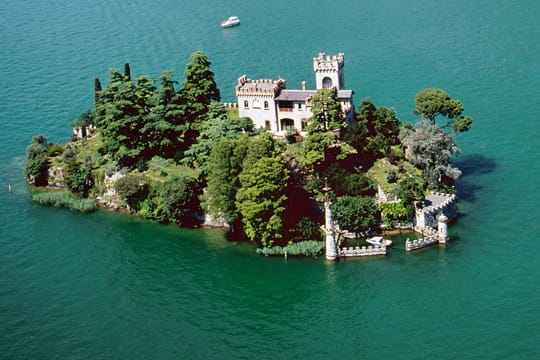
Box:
313 52 345 90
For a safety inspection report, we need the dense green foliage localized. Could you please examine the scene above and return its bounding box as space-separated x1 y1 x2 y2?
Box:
413 88 473 133
203 137 248 225
115 174 149 211
62 148 95 198
24 135 50 186
379 201 409 228
332 196 378 237
24 49 472 254
94 52 219 169
183 102 255 174
236 135 289 247
401 120 461 190
342 99 400 167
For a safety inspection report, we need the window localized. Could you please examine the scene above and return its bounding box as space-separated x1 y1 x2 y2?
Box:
265 120 271 130
279 101 293 112
301 118 308 131
280 118 294 131
298 103 303 110
243 100 249 109
322 77 333 88
264 101 269 109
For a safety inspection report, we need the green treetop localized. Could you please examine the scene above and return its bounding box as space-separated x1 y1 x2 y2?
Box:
413 88 472 132
180 51 221 148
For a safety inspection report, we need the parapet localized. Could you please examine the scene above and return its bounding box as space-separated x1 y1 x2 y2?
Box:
235 76 286 96
313 52 345 71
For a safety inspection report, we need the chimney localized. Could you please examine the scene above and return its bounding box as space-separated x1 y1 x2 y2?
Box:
301 81 306 91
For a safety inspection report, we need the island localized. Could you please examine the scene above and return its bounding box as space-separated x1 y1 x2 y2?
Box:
23 51 473 259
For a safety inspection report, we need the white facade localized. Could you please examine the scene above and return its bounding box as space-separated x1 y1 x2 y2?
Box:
235 53 354 136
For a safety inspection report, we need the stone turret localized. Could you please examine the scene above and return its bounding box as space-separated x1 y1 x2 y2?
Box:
438 214 449 244
323 181 338 260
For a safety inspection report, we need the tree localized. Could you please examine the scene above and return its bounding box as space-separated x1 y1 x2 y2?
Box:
394 175 427 218
401 120 461 190
183 102 255 173
24 135 49 186
115 174 149 211
342 99 400 165
124 63 131 80
310 88 343 131
180 51 221 148
323 163 376 197
379 201 409 227
67 163 94 198
143 70 186 160
300 88 345 170
413 88 472 132
204 137 249 225
95 69 155 168
332 196 378 237
94 77 102 112
236 155 289 247
157 175 201 226
61 149 94 198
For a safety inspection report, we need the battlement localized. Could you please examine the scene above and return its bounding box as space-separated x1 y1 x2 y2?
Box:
235 75 286 96
415 192 457 229
313 52 345 72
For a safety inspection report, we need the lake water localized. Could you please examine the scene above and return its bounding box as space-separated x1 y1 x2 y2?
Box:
1 0 539 358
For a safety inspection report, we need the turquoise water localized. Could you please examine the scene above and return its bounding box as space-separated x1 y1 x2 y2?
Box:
1 0 539 358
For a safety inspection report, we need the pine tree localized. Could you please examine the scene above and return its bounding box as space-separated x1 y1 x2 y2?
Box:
180 51 221 149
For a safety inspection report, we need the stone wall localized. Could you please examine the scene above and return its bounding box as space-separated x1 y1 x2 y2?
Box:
339 245 386 257
415 192 457 229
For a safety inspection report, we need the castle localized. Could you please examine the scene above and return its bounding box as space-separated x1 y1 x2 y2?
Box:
235 53 355 136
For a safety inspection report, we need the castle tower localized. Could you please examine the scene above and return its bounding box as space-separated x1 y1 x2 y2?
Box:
313 52 345 90
323 181 338 260
438 214 449 244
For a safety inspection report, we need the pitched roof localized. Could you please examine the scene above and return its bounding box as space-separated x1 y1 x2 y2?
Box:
275 89 353 101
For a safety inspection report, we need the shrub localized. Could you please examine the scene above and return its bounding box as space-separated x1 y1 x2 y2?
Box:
46 143 65 157
285 129 298 144
386 170 398 183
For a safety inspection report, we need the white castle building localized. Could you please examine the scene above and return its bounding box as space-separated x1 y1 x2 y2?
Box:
235 53 355 136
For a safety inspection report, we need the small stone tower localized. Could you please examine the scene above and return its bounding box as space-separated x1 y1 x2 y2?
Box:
323 181 338 260
313 52 345 90
438 214 449 244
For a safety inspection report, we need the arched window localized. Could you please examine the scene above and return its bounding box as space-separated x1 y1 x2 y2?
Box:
322 77 333 88
244 100 249 109
280 118 295 131
264 101 269 109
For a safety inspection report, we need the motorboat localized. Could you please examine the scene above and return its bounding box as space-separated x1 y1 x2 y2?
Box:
221 16 240 28
366 236 393 247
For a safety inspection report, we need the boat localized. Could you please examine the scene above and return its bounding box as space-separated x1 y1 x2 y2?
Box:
366 236 393 247
221 16 240 28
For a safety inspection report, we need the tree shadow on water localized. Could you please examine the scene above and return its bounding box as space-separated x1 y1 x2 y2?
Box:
453 154 497 202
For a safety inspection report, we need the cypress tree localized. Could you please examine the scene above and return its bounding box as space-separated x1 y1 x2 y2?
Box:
94 77 102 112
124 63 131 81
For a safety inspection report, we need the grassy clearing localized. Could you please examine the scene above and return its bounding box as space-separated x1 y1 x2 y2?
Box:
367 157 421 194
143 157 199 183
